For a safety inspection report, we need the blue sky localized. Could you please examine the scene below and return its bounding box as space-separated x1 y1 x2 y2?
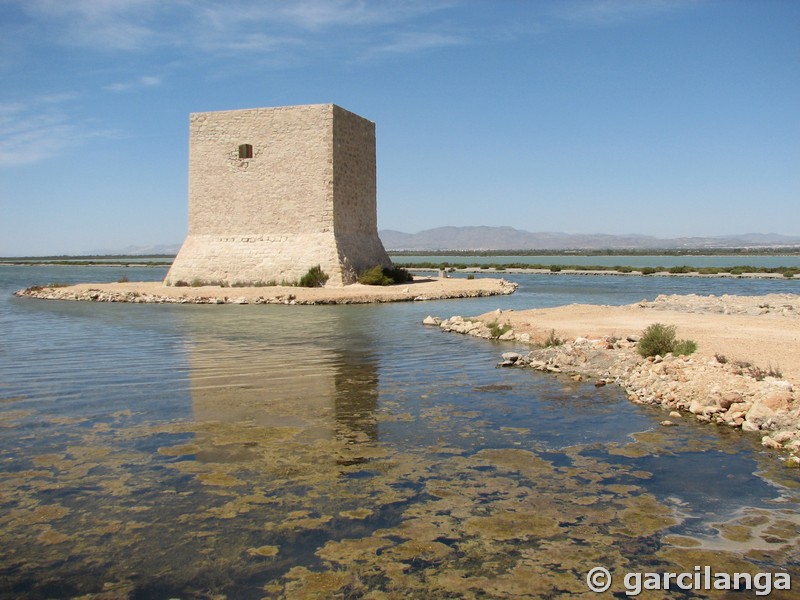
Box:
1 0 798 255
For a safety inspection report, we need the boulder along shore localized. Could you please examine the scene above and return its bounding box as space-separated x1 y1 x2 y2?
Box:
425 293 800 465
14 276 517 305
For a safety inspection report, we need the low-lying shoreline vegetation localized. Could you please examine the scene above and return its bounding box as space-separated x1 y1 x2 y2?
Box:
390 247 800 257
402 262 800 278
3 252 799 278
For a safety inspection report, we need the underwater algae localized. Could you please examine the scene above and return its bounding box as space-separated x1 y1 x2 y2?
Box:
1 370 798 598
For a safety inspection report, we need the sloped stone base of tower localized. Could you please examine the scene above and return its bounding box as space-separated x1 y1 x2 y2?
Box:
165 232 391 288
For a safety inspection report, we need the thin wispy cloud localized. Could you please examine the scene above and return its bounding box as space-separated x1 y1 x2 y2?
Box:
271 0 455 30
0 0 704 167
104 75 163 93
0 99 115 167
370 31 466 56
9 0 465 58
18 0 164 51
552 0 698 26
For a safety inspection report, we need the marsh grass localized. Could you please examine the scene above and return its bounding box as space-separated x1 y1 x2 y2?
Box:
543 329 563 347
487 320 512 339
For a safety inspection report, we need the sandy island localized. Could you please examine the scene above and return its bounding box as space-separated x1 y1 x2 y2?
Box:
429 293 800 462
14 276 518 305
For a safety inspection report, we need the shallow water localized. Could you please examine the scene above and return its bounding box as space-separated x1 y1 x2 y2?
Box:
1 266 798 598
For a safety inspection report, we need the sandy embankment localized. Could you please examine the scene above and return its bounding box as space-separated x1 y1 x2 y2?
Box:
14 276 517 305
480 294 800 385
430 294 800 461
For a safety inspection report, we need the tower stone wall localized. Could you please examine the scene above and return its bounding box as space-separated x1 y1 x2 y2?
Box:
165 104 391 287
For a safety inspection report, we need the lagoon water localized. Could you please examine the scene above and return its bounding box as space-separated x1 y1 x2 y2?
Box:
1 265 799 598
392 254 800 269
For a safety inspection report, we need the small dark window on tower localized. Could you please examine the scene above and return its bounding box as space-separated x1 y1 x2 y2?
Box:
238 144 253 159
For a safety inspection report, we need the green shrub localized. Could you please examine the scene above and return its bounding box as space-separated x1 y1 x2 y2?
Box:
385 266 413 283
673 339 697 356
358 265 391 285
299 265 329 288
466 273 475 280
640 267 656 275
358 265 413 286
637 323 697 358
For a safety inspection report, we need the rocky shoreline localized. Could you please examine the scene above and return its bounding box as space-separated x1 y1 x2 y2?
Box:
14 277 518 305
425 293 800 466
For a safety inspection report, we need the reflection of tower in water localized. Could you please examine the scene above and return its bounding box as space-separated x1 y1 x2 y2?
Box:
182 307 380 467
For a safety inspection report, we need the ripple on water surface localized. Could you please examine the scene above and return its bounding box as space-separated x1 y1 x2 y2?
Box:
0 268 798 598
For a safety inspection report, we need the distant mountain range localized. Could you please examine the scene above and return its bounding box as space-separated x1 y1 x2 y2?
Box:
84 228 800 256
85 243 183 256
378 227 800 251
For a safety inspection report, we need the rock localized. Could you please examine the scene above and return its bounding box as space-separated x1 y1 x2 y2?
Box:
422 315 440 326
769 380 793 392
594 380 606 387
669 411 682 418
745 394 791 428
762 436 783 449
689 399 710 415
661 420 677 427
728 401 751 414
762 391 793 412
718 392 742 409
501 352 521 363
772 431 796 444
498 329 515 341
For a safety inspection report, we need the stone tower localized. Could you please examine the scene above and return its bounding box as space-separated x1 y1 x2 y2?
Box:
165 104 392 287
